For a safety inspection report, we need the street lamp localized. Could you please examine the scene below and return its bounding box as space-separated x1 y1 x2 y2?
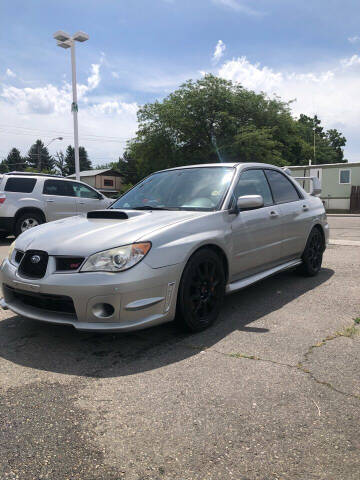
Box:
53 30 89 181
38 137 63 171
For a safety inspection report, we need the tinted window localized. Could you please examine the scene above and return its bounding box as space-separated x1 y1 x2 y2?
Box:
43 180 76 197
265 170 300 203
233 169 273 206
72 183 100 199
5 177 37 193
104 179 114 186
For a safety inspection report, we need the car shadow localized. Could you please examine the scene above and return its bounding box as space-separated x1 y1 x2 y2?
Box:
0 268 334 378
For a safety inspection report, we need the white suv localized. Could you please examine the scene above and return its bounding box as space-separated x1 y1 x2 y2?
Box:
0 172 112 237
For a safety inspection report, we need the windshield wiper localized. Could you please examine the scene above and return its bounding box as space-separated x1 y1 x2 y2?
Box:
132 205 170 210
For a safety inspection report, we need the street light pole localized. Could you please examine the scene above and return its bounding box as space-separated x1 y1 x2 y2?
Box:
53 30 89 181
70 41 80 181
38 137 63 172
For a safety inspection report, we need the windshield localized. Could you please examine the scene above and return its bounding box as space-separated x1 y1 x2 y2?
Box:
111 167 235 211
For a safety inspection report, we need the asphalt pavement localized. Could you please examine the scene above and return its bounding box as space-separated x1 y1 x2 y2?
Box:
0 216 359 480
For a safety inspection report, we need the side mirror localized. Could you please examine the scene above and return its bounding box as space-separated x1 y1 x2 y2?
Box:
237 194 264 211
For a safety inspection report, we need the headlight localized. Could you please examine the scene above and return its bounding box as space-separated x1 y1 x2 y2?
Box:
81 242 151 273
8 241 15 261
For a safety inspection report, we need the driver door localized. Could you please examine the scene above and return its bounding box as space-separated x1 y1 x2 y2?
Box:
230 169 284 281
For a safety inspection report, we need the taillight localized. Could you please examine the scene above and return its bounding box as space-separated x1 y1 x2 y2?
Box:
0 195 6 204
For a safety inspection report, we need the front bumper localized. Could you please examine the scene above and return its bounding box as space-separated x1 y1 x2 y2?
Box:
0 259 182 332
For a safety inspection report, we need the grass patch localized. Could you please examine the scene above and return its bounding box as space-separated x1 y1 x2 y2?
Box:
230 353 259 360
354 317 360 325
337 324 360 338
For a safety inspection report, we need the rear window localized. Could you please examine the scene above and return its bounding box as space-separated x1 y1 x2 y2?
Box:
4 177 37 193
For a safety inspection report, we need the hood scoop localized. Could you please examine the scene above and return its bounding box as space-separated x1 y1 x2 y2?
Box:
87 210 128 220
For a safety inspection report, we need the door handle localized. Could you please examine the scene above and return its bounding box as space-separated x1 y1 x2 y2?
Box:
79 202 85 205
46 200 55 203
269 210 279 218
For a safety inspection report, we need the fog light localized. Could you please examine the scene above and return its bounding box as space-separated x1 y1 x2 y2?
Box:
92 303 115 318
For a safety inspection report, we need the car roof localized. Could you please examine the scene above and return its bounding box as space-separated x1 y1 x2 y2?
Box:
158 162 284 172
4 172 80 182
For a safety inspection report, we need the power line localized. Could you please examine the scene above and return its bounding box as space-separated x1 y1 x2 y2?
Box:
0 130 128 144
0 125 131 141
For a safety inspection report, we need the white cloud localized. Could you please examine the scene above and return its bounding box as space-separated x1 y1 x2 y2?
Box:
212 0 263 16
348 35 360 43
111 71 120 79
212 40 226 64
340 54 360 68
0 61 138 164
5 68 16 78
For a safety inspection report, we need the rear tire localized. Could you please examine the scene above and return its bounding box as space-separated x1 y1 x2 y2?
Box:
14 212 44 237
176 248 226 332
298 227 324 277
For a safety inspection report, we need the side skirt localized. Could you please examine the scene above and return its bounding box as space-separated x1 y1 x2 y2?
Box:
226 259 302 295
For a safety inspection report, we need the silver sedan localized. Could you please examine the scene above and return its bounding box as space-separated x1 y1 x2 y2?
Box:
0 163 329 332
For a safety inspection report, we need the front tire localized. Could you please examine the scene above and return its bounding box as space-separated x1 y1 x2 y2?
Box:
298 227 324 277
176 248 226 332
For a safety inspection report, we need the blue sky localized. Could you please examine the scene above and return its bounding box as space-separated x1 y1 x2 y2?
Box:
1 0 360 164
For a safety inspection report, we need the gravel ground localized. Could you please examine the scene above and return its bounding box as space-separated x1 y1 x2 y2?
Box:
0 216 359 479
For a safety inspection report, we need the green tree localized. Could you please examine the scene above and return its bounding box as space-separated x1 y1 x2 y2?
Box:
26 140 54 171
0 160 9 173
53 151 67 176
4 148 26 171
124 75 346 176
64 145 92 175
114 152 140 184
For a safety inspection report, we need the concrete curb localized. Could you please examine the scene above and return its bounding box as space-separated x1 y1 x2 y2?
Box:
329 239 360 246
327 214 360 217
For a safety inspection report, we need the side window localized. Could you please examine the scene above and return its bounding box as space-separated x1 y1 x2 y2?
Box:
5 177 37 193
265 170 300 204
72 183 100 199
339 169 350 184
43 180 76 197
233 169 273 206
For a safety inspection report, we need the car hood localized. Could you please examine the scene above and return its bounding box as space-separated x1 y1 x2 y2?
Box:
15 209 208 256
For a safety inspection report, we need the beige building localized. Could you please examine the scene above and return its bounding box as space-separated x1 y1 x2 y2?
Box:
68 169 123 197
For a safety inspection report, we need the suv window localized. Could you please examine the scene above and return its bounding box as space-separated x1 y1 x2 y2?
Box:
5 177 37 193
43 179 76 197
265 170 300 204
233 169 273 206
72 183 100 199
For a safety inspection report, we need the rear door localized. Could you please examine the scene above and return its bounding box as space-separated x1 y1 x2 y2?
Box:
264 169 311 260
42 179 78 221
70 182 110 214
230 168 283 280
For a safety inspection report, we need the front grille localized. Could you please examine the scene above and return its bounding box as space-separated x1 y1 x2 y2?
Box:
4 285 76 315
14 250 24 264
56 256 84 271
18 250 48 279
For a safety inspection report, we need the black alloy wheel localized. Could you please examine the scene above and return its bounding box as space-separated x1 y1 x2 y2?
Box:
299 227 324 277
176 248 226 332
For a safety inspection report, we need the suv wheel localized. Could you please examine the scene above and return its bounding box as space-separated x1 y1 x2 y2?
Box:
14 212 44 237
176 248 226 332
